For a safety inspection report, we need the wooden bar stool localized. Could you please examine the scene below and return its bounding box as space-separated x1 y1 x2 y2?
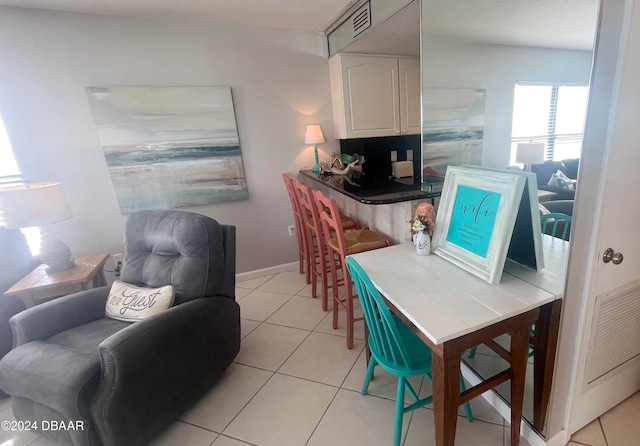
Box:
282 174 307 276
313 189 393 349
291 179 350 311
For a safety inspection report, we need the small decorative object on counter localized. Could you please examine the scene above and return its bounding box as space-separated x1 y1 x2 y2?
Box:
329 152 366 175
410 202 436 256
414 230 431 256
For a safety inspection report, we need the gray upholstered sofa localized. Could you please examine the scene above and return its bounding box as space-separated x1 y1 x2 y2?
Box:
0 210 240 446
531 158 579 200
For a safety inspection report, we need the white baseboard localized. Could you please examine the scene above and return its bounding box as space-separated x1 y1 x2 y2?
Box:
543 429 569 446
236 262 298 282
460 363 548 446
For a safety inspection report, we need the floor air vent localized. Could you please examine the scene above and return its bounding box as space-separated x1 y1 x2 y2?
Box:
586 279 640 384
352 2 371 38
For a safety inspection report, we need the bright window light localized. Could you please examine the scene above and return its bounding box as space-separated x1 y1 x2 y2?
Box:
0 114 40 255
0 115 20 177
510 84 589 165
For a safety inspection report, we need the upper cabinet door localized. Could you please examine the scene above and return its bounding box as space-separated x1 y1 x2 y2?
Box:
399 58 421 135
330 54 400 138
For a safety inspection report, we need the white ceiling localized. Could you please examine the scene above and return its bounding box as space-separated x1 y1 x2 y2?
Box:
0 0 600 52
421 0 600 51
346 0 599 57
0 0 357 31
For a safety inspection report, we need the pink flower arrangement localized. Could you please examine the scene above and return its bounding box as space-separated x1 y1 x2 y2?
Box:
410 202 436 237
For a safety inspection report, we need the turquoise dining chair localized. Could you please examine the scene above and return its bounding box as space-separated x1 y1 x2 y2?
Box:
345 257 473 446
541 212 572 240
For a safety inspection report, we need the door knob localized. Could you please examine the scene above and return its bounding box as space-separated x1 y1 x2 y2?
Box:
603 248 624 265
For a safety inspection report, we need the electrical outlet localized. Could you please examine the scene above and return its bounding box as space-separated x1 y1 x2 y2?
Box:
288 225 296 237
391 150 398 162
407 149 413 161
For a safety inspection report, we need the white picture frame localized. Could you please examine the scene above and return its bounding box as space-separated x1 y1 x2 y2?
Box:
471 167 545 271
432 166 526 284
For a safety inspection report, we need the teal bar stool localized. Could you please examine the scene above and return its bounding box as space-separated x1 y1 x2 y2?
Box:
345 257 473 446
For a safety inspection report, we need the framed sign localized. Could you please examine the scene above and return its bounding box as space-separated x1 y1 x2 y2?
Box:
470 167 545 271
432 166 526 284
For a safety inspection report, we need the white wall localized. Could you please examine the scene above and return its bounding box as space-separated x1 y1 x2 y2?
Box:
422 40 593 168
0 7 340 273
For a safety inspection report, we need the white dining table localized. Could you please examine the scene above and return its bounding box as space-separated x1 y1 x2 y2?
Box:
349 235 568 445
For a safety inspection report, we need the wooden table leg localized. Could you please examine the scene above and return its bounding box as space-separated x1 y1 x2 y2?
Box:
432 344 461 446
532 299 563 431
93 270 107 287
508 326 531 446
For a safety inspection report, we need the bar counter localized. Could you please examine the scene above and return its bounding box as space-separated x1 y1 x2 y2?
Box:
298 169 444 205
298 169 444 244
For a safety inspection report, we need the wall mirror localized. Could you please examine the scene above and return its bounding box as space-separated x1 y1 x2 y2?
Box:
335 0 599 437
421 0 600 437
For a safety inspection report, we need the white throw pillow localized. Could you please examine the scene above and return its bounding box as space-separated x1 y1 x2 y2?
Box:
547 170 575 190
105 280 175 322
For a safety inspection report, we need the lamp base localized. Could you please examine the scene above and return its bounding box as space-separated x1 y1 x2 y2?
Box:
312 144 320 173
39 225 75 274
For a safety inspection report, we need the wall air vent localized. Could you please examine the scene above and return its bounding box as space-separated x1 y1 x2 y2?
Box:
586 278 640 384
352 2 371 38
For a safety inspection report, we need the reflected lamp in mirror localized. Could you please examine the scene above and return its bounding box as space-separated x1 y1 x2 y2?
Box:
516 143 545 171
305 124 326 173
0 182 74 273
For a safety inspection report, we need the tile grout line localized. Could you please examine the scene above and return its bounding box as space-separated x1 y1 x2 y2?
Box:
598 417 609 446
236 271 508 445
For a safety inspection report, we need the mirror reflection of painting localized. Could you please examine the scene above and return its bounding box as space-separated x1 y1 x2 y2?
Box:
422 88 486 177
86 86 248 214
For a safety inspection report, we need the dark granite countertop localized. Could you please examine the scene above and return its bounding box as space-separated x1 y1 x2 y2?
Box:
298 169 444 205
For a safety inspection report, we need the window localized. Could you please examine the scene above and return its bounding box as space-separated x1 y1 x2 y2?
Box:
0 114 40 254
0 115 21 186
510 84 589 165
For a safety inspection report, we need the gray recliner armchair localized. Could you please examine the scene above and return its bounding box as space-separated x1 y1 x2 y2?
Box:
0 210 240 446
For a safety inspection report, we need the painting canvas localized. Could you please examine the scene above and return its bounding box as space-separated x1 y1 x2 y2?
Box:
422 88 486 177
86 86 248 214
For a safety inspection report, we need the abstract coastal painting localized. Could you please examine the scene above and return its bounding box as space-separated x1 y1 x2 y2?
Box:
86 86 248 214
422 88 486 177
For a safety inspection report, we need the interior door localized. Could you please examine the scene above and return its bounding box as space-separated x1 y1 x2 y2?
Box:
553 0 640 437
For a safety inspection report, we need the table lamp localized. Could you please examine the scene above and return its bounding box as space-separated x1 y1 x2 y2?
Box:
0 182 74 273
305 124 325 173
516 143 545 171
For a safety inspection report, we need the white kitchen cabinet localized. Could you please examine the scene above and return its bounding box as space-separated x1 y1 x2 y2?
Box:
399 57 421 135
329 53 420 139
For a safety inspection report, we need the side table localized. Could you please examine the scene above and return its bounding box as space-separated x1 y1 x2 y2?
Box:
3 254 109 308
537 190 557 202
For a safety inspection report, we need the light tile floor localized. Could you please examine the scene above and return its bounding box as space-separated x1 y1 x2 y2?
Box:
1 269 639 446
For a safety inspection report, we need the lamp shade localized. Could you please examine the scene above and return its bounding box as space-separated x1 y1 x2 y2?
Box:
516 143 545 165
305 125 325 145
0 182 72 229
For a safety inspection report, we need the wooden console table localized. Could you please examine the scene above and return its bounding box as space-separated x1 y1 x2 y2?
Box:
4 254 109 308
349 243 559 446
